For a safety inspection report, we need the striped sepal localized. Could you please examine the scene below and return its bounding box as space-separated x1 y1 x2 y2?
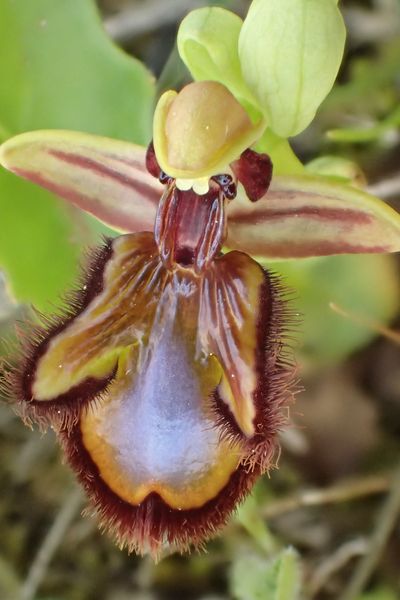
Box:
0 130 162 232
227 174 400 258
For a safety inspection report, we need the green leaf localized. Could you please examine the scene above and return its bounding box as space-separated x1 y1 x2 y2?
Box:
323 40 400 125
177 7 256 111
231 548 301 600
328 126 389 143
0 0 155 308
0 170 82 310
0 0 154 141
227 174 400 259
274 254 400 365
328 105 400 144
239 0 346 137
236 494 277 555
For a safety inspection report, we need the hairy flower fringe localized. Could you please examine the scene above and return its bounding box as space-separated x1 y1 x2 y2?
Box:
59 421 261 559
212 269 300 473
0 239 115 431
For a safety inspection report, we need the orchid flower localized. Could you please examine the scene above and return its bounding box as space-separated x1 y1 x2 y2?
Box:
1 1 400 559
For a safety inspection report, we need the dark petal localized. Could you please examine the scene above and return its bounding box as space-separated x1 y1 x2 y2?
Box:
145 141 161 179
230 148 273 202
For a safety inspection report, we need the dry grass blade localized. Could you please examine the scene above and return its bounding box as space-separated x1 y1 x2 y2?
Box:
19 487 83 600
339 464 400 600
262 475 391 519
329 302 400 345
309 538 368 598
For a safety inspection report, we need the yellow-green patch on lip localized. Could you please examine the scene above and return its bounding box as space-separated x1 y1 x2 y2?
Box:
153 81 265 180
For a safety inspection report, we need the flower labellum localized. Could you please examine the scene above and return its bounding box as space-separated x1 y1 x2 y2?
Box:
0 81 295 557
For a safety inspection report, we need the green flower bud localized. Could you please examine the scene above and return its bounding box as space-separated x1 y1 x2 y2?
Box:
177 7 254 109
239 0 346 137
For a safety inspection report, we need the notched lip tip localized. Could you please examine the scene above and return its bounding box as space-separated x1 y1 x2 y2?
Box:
60 416 263 555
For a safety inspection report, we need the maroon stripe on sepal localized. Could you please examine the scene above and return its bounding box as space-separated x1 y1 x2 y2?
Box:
14 169 155 232
241 240 388 258
232 206 372 225
49 150 160 201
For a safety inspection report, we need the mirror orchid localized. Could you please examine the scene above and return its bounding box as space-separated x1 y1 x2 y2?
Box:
1 0 400 559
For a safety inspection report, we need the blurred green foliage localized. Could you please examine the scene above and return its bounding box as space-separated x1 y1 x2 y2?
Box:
324 38 400 127
0 0 154 309
275 253 399 366
230 547 301 600
357 589 399 600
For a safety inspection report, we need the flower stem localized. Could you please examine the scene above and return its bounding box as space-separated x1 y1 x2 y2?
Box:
339 464 400 600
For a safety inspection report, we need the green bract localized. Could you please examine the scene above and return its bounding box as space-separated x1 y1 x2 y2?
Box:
306 155 366 187
177 7 255 112
153 82 265 180
178 0 346 138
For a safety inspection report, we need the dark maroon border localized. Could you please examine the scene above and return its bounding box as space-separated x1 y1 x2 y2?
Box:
3 239 116 429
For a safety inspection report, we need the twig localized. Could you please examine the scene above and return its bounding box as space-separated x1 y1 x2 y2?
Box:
367 174 400 199
104 0 209 43
339 464 400 600
329 302 400 345
19 487 83 600
309 538 368 598
262 474 391 520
